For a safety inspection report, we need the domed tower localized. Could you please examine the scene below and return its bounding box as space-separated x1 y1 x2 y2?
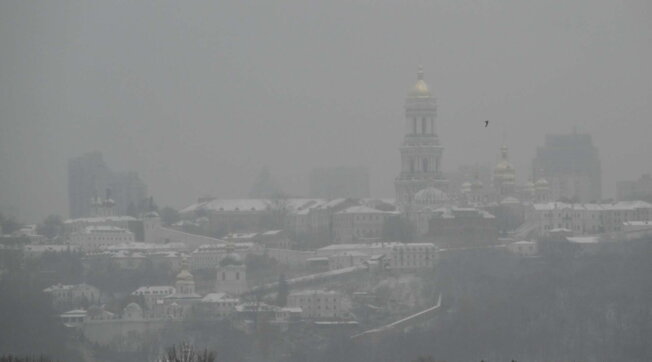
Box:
493 145 516 198
215 242 247 295
395 66 448 211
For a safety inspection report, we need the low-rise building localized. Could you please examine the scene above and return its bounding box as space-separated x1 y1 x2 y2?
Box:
132 286 175 309
328 251 369 270
64 215 140 238
525 201 652 236
507 241 538 257
44 283 100 310
199 293 240 318
287 290 348 319
387 243 437 269
333 206 398 243
189 242 258 271
70 226 135 252
258 230 292 249
427 207 498 248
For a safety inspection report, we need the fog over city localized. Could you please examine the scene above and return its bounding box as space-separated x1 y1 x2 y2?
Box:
2 1 652 362
1 0 651 221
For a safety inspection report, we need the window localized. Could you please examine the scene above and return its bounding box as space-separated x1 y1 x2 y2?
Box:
422 158 428 172
422 118 427 134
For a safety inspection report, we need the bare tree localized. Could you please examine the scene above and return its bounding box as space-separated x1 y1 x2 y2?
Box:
159 342 216 362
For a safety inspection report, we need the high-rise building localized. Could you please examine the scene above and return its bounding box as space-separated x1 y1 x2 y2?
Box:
68 152 147 218
532 132 601 203
110 171 148 216
308 166 369 199
394 67 448 210
68 152 112 219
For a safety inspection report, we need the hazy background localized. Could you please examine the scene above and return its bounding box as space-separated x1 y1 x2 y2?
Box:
1 0 651 222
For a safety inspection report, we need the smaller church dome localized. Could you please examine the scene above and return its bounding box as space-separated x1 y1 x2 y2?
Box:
123 302 143 320
219 241 244 267
535 178 549 189
176 268 193 281
176 257 194 281
219 252 244 267
494 145 516 183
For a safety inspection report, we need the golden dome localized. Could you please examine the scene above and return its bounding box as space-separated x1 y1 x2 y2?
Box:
176 257 194 281
494 145 515 179
408 66 432 98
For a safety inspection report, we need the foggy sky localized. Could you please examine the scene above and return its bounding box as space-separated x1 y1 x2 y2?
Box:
1 0 651 222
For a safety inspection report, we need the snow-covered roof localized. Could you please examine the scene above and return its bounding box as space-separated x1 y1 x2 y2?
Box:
181 198 330 214
281 307 303 313
623 221 652 226
567 236 601 244
511 241 536 246
533 201 652 211
428 207 495 219
226 233 258 240
192 242 256 253
336 205 397 214
318 242 405 251
83 225 131 233
44 283 97 292
132 286 175 295
261 230 283 236
60 309 87 317
318 198 350 209
24 244 78 252
329 251 368 257
105 242 185 251
201 293 239 303
289 289 341 296
65 216 137 224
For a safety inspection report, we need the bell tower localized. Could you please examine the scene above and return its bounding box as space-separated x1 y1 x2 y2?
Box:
394 67 448 210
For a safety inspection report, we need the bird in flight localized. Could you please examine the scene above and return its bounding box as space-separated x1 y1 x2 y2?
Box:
484 120 489 127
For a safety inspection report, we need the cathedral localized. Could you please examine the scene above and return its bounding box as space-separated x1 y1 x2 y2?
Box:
395 67 448 211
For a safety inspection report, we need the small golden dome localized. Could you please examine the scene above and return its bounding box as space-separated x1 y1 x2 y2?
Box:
408 66 432 98
176 269 193 282
176 257 193 281
494 145 515 179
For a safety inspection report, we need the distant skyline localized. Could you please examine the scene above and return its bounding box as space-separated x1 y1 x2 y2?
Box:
1 0 651 221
